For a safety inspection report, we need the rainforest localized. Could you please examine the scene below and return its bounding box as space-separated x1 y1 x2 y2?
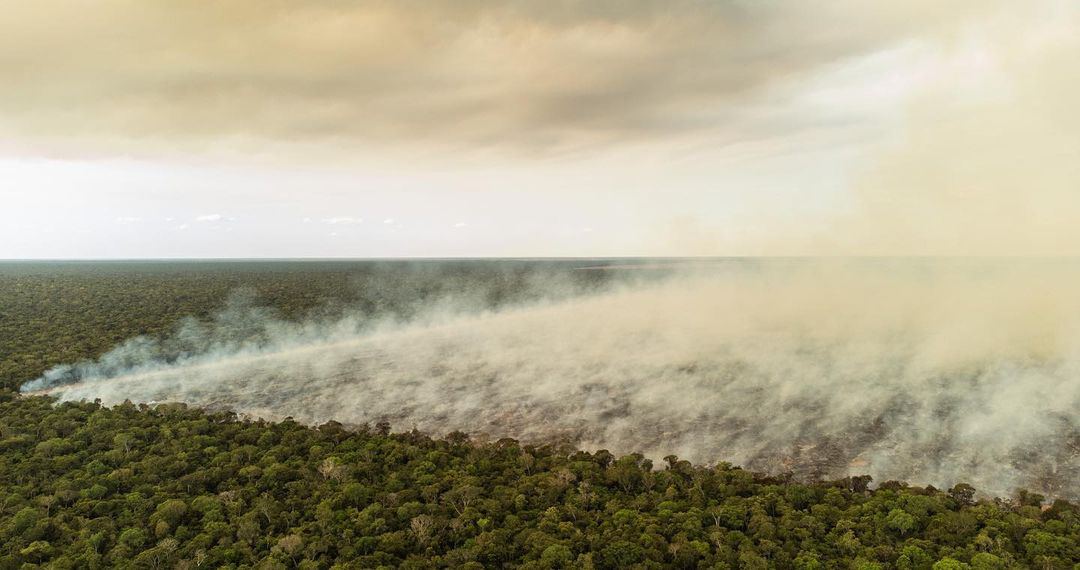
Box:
1 260 1078 568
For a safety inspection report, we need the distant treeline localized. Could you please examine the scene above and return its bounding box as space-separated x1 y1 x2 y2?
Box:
0 260 629 392
0 393 1076 569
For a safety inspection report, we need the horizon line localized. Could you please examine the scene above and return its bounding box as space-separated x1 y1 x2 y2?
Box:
4 255 1080 263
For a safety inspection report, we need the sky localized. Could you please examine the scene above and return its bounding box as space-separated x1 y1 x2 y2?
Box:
1 0 1078 258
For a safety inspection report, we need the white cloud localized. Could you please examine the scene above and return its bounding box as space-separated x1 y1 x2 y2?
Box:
320 216 362 225
114 216 142 224
383 218 395 225
196 214 223 222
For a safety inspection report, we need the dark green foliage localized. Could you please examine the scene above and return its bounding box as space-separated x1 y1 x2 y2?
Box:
0 397 1076 569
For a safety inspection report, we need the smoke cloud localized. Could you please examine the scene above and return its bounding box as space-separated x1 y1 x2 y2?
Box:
25 260 1080 499
0 0 988 158
828 1 1080 256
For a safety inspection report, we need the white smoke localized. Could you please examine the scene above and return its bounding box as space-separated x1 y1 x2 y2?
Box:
24 260 1080 498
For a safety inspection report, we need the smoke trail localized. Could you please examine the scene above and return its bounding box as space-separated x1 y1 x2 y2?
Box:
24 259 1080 498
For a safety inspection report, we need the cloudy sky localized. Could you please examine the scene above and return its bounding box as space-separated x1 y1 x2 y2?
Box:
2 0 1077 258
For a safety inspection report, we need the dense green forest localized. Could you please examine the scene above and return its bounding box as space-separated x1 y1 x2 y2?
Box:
0 262 1077 568
1 395 1078 569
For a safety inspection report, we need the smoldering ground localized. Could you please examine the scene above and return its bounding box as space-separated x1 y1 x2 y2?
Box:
23 259 1080 498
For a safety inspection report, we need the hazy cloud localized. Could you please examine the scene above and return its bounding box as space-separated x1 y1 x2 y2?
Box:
651 1 1080 257
0 0 989 157
1 0 1076 258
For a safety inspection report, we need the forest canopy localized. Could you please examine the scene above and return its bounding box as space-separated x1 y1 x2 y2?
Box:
1 394 1077 569
0 261 1077 568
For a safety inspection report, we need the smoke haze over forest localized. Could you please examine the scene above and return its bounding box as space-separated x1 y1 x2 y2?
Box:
5 1 1080 567
25 260 1080 499
5 0 1080 511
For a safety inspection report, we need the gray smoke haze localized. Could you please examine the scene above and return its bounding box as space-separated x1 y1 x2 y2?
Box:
23 260 1080 498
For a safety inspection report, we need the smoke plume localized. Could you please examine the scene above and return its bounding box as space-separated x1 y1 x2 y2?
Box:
23 260 1080 499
